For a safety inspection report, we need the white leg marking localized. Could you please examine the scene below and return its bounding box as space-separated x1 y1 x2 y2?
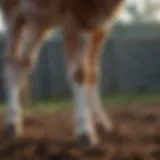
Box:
89 83 112 131
71 82 98 144
4 65 22 135
72 83 91 134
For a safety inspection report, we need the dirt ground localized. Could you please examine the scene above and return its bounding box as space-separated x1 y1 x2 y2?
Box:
0 103 160 160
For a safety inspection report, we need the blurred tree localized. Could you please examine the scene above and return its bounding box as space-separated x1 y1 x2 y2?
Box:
119 0 160 24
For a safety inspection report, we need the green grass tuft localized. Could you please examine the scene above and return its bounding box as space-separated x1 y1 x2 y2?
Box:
0 92 160 114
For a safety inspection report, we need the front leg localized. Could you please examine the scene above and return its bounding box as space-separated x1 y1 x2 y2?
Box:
63 16 98 146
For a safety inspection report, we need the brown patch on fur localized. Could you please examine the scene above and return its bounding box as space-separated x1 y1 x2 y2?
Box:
1 0 20 20
81 29 107 85
68 0 124 30
74 67 84 84
1 0 125 67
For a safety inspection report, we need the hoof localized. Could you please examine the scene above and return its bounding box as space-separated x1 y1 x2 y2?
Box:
96 118 113 133
101 121 113 132
77 133 98 147
4 123 22 138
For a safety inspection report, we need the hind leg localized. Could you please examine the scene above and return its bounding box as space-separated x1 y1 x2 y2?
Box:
89 82 112 131
83 28 112 132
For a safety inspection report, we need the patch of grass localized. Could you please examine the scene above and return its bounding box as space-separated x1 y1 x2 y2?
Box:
103 92 160 106
0 92 160 114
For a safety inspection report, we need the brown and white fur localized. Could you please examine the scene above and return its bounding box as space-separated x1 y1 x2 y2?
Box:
2 0 124 146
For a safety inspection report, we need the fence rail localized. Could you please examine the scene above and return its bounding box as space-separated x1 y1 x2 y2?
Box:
0 24 160 102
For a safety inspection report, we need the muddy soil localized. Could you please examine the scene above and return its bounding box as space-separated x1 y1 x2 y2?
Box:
0 103 160 160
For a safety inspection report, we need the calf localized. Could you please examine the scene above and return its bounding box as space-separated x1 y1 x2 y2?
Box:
2 0 124 146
